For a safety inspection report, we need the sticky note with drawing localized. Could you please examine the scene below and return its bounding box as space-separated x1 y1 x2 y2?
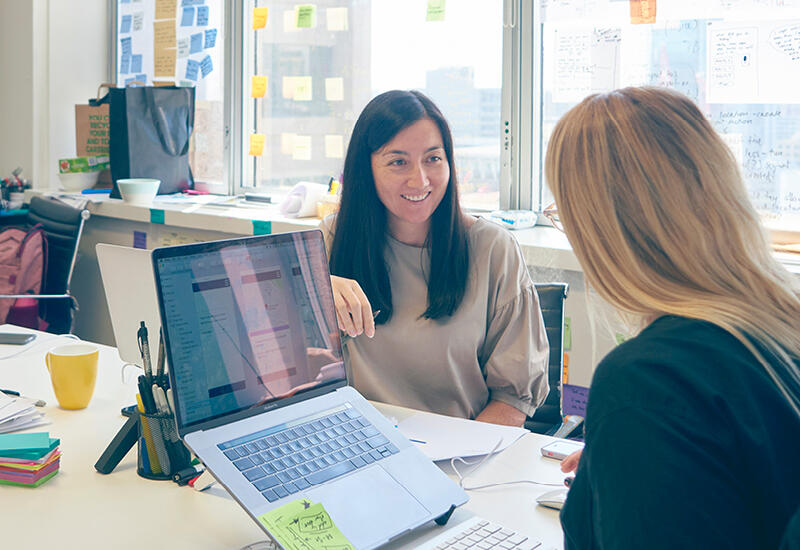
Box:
258 499 354 550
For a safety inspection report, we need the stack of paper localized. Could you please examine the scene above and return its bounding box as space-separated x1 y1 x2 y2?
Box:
0 391 49 434
0 432 61 487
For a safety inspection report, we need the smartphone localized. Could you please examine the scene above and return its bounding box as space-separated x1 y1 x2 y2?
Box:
0 332 36 345
540 439 584 461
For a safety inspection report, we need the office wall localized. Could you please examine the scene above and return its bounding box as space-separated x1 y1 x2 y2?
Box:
0 0 108 189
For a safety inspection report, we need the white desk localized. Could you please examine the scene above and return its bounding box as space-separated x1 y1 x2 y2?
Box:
0 326 565 549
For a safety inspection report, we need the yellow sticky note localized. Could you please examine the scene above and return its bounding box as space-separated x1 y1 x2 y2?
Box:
280 133 296 155
282 77 296 99
293 76 313 101
283 9 298 32
325 77 344 101
325 135 344 159
154 48 176 78
155 0 177 20
295 4 317 28
253 7 268 29
258 500 355 550
629 0 656 24
153 20 177 49
326 7 348 31
249 133 266 156
292 135 312 160
252 75 268 98
426 0 446 21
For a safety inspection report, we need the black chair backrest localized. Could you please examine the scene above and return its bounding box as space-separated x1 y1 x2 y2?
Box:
526 282 569 434
27 196 85 333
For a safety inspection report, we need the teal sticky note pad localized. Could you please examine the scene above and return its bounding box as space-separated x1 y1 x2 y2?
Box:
252 220 271 235
0 432 50 455
150 209 165 224
564 317 572 351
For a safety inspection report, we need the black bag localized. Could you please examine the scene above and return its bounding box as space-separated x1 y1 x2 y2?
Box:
101 85 195 197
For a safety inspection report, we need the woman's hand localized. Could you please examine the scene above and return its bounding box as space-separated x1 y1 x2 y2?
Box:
560 449 582 473
330 275 375 338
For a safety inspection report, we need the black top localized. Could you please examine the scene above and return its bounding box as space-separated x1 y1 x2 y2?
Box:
561 316 800 549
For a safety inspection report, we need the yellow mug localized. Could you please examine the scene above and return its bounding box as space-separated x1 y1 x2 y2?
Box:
45 343 99 410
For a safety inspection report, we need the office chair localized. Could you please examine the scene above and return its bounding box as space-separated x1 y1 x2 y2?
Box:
0 196 90 334
526 282 569 435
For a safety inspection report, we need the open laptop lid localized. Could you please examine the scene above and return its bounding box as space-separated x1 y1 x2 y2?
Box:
96 244 162 366
152 230 346 438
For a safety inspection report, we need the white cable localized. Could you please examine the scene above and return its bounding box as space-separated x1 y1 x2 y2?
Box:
0 333 80 361
450 437 563 491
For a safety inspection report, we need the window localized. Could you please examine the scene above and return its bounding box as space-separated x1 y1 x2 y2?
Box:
242 0 504 210
528 1 800 231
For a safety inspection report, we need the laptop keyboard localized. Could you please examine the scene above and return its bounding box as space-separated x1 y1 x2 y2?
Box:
418 516 542 550
218 406 399 502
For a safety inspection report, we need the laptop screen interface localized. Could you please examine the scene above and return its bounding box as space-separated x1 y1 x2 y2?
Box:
156 232 344 429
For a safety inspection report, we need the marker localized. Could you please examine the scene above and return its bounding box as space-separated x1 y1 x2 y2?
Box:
408 438 427 445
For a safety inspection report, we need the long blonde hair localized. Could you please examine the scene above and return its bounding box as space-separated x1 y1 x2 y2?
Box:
545 86 800 416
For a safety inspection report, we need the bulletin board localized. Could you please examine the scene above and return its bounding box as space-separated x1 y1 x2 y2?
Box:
114 0 223 102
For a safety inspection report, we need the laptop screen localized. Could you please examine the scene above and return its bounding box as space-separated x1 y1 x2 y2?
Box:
153 231 344 430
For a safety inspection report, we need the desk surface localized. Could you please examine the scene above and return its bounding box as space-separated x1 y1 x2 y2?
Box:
0 326 565 550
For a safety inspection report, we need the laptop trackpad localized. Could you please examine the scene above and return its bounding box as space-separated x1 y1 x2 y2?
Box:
307 466 430 548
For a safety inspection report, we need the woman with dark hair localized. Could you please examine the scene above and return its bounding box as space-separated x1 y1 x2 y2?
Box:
322 90 549 426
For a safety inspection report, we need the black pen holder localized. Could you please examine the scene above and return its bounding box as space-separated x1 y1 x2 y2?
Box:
137 411 192 480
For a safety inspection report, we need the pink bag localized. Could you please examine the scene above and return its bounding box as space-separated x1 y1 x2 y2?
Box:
0 224 45 324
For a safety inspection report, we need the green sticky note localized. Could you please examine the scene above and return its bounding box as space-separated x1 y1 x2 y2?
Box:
252 220 271 235
295 4 316 28
615 332 627 346
0 433 50 455
259 499 354 550
150 208 165 224
564 316 572 351
426 0 446 21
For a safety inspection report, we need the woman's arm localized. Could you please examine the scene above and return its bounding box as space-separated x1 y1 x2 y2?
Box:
475 400 527 426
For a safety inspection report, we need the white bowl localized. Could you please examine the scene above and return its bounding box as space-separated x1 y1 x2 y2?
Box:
117 178 160 205
58 171 101 191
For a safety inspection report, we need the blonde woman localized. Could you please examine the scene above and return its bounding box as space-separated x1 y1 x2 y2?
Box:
545 87 800 548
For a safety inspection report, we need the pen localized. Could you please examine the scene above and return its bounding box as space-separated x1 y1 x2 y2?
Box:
153 384 168 414
0 388 46 407
166 388 175 414
340 309 381 343
137 321 153 380
138 375 157 413
156 327 165 381
408 438 427 444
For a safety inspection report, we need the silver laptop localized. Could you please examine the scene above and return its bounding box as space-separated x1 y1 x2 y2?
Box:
151 230 468 549
96 243 162 366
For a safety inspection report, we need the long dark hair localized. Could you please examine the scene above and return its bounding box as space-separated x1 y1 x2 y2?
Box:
329 90 470 324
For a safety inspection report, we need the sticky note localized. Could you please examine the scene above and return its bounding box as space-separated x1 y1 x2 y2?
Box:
282 76 296 99
190 32 203 53
150 209 165 224
280 133 296 155
295 4 317 28
154 48 176 77
133 11 144 31
120 54 131 74
154 20 177 48
120 14 132 33
426 0 446 21
283 9 298 32
204 28 217 48
0 433 51 454
326 7 348 31
131 54 143 74
564 317 572 351
258 500 354 550
629 0 656 24
124 77 137 87
153 81 175 87
155 0 177 20
252 7 268 29
185 59 200 81
180 6 194 26
325 135 344 159
293 76 313 101
120 36 133 56
196 5 209 25
292 135 312 160
135 73 147 84
177 37 190 57
200 54 213 77
133 231 147 249
252 220 271 235
325 77 344 101
249 133 266 156
252 75 268 98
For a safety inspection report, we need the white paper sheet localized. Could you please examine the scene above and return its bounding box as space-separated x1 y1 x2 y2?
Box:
396 411 527 462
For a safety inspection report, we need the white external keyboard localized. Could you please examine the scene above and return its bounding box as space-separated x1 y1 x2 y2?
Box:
417 516 542 550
